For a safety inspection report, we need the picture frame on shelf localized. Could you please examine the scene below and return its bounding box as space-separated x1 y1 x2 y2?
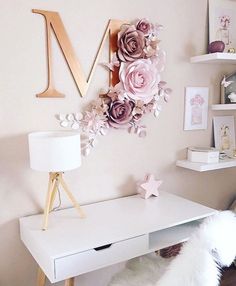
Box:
184 87 209 131
213 115 235 154
221 72 236 104
209 0 236 52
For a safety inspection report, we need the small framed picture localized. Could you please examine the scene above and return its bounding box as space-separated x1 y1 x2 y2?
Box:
213 115 235 153
221 72 236 104
184 87 209 131
209 0 236 52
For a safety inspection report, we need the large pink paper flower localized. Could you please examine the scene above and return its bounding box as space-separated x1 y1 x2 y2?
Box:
118 59 160 103
117 25 145 62
108 100 134 128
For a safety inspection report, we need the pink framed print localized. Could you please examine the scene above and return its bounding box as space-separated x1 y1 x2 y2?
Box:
184 87 209 131
213 115 235 154
209 0 236 52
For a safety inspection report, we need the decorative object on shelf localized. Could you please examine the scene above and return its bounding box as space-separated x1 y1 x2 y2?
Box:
221 73 236 104
228 92 236 103
184 87 209 131
58 18 171 156
187 147 219 163
28 131 85 230
208 40 225 53
213 116 236 155
228 48 236 53
209 0 236 53
137 174 162 199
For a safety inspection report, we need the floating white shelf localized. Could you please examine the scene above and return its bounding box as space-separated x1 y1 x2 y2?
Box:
176 158 236 172
190 53 236 64
211 104 236 110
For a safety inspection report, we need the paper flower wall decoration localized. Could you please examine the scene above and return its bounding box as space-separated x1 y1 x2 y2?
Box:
58 18 171 156
137 174 162 199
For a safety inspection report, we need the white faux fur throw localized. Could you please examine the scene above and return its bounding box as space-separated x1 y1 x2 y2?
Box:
108 211 236 286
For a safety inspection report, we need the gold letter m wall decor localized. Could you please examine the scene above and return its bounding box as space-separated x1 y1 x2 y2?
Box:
33 9 124 98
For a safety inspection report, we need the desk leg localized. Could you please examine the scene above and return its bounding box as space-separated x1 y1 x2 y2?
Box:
65 277 74 286
37 267 46 286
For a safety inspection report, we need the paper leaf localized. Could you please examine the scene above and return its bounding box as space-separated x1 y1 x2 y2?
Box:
164 94 170 102
71 122 80 130
154 110 160 117
60 120 69 127
83 147 91 156
91 139 98 147
100 128 107 136
159 89 164 97
74 113 83 121
59 114 66 121
139 129 147 137
67 114 74 121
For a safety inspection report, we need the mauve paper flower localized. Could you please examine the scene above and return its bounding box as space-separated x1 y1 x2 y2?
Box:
118 59 160 103
136 19 153 36
117 25 145 62
108 100 134 128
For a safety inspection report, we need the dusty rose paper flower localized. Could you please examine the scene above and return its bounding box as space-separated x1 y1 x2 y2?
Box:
108 100 134 128
136 19 152 36
117 25 145 62
118 59 160 103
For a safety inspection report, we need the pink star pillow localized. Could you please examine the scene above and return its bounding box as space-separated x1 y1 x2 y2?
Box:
137 174 162 199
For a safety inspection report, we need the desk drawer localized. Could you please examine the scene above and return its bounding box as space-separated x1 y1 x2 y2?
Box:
54 234 148 281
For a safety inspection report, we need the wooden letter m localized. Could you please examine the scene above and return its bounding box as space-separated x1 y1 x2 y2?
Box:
33 9 124 98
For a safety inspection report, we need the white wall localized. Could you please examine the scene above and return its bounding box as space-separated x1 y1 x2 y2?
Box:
1 0 236 285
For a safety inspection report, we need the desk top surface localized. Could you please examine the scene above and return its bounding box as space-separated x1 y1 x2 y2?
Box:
20 192 216 258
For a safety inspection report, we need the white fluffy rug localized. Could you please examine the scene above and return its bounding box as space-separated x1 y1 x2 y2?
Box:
108 253 173 286
108 211 236 286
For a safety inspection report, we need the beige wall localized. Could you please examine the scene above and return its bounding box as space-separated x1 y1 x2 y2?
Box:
1 0 236 285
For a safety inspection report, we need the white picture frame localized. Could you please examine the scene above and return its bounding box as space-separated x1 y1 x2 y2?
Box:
184 87 209 131
213 115 235 153
209 0 236 52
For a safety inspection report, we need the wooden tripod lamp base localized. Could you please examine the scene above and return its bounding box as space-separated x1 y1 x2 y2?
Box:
43 172 85 230
28 131 84 230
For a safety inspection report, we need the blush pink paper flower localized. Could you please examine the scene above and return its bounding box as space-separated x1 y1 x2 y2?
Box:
118 59 160 103
117 24 145 62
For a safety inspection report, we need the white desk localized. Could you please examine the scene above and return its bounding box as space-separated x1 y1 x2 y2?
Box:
20 191 216 285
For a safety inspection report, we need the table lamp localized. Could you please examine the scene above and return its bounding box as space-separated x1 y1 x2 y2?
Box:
28 131 85 230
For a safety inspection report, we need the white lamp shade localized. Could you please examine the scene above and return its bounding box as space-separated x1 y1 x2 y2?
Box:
28 131 81 172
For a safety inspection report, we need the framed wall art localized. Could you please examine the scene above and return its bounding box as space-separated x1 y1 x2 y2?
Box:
213 115 235 154
209 0 236 52
221 72 236 104
184 87 209 131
